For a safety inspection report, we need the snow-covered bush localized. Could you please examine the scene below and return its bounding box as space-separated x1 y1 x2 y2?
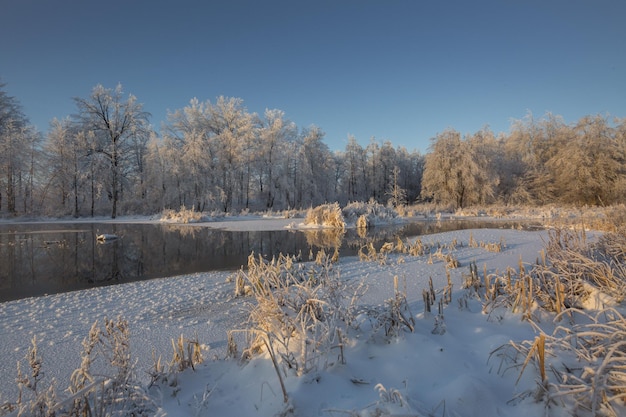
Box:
303 202 345 229
343 200 398 228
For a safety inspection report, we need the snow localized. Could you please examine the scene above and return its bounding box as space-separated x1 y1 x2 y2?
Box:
0 220 618 416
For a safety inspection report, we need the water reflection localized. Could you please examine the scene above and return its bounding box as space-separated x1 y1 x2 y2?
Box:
0 219 540 301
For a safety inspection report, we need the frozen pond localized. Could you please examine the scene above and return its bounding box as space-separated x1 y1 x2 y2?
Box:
0 219 539 301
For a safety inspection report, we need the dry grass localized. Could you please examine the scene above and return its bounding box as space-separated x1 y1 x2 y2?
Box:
6 317 157 417
356 275 416 340
357 237 434 265
478 227 626 324
233 251 362 379
485 226 626 415
304 203 346 229
160 206 205 223
492 309 626 416
169 334 204 372
383 276 415 336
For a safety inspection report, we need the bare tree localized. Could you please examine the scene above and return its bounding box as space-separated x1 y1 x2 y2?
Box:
73 84 151 218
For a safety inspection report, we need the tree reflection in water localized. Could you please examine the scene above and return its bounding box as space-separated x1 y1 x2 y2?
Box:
0 219 540 301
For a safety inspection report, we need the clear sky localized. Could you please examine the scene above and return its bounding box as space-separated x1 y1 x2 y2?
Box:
1 0 625 152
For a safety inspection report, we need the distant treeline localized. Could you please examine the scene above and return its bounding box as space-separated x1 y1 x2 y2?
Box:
1 82 624 217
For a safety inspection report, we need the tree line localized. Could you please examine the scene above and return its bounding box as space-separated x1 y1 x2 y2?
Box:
0 81 624 218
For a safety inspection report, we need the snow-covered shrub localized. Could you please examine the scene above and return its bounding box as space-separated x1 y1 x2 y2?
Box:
304 202 345 229
356 214 368 229
342 200 398 227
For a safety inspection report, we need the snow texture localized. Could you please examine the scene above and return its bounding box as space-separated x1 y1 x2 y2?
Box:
1 220 617 416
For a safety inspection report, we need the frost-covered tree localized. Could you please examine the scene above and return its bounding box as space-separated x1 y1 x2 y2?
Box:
500 113 625 206
421 129 495 209
257 109 296 209
546 115 622 205
394 146 424 203
142 135 168 210
162 98 213 211
342 136 368 202
0 81 41 215
465 127 499 205
296 126 335 207
45 118 86 216
73 84 151 218
386 166 407 207
500 112 559 205
207 97 257 211
162 97 261 212
615 117 626 201
376 141 397 203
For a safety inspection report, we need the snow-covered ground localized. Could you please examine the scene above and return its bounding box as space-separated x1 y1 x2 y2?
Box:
1 218 576 416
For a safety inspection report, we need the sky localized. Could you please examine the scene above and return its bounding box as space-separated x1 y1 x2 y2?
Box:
1 0 625 152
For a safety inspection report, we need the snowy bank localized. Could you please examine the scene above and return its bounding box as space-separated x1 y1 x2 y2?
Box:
1 228 563 416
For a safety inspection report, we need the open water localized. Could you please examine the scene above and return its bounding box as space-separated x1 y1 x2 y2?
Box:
0 219 540 301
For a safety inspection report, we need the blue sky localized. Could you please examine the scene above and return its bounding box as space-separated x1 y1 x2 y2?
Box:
1 0 625 152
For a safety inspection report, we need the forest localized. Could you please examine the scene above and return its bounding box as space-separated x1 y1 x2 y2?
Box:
1 82 625 218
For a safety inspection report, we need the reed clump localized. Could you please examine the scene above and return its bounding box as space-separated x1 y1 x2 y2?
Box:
160 206 205 223
7 317 158 417
304 202 346 229
486 226 626 415
233 250 362 384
